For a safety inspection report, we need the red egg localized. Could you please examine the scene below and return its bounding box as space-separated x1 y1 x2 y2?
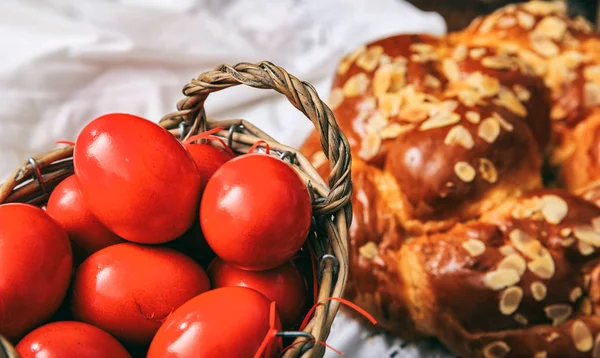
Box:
184 142 233 192
15 321 130 358
0 204 72 341
208 258 307 328
147 287 281 358
165 221 216 269
73 113 202 244
200 154 312 270
46 175 124 264
71 243 210 345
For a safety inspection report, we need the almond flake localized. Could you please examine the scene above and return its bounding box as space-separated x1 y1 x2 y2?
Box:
399 103 430 123
522 1 565 15
579 241 595 256
358 242 379 260
338 45 366 75
356 46 384 72
574 226 600 247
518 49 548 76
513 84 531 102
470 48 487 60
509 229 543 259
479 158 498 184
445 125 475 149
593 217 600 232
532 16 567 41
483 341 510 358
481 56 514 70
528 252 555 279
500 286 523 315
454 161 476 182
497 16 517 28
358 97 377 111
442 58 461 82
373 65 392 97
514 313 528 325
462 239 486 256
584 82 600 107
478 117 501 143
584 65 600 84
452 45 468 62
545 304 573 326
573 15 593 33
410 52 438 63
359 133 381 160
582 298 593 316
550 105 567 121
380 123 413 139
533 351 547 358
570 287 583 303
494 88 527 117
310 151 328 169
420 112 461 131
468 72 501 97
498 254 526 276
546 332 560 342
465 111 481 124
531 38 560 58
540 195 569 224
410 43 434 53
424 74 441 89
484 269 520 290
499 245 516 256
479 13 499 34
572 320 593 352
494 112 513 131
365 112 388 134
378 93 402 117
343 73 370 97
516 11 535 29
561 238 575 247
327 88 345 110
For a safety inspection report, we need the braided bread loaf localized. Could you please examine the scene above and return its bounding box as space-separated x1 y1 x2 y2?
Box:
300 1 600 357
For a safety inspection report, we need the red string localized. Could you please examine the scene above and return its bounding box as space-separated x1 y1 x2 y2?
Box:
300 297 377 332
278 338 344 357
254 301 280 358
184 126 235 156
248 140 271 154
55 141 75 146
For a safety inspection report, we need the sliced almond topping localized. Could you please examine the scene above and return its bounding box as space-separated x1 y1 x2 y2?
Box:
465 111 481 124
531 281 547 301
572 320 593 352
484 269 520 290
452 45 468 62
518 49 548 76
454 161 476 183
514 313 528 326
410 52 438 63
573 15 593 33
509 229 543 259
560 228 572 237
513 84 531 102
540 195 569 224
578 241 595 256
500 286 523 315
310 151 328 169
372 65 392 97
327 88 345 110
585 65 600 84
378 93 402 117
528 252 555 279
532 16 567 41
420 112 461 131
359 132 381 160
442 58 461 82
470 48 487 60
592 334 600 358
550 104 567 121
516 11 535 29
356 46 384 72
574 226 600 247
365 112 389 134
483 341 510 358
561 238 575 247
498 254 526 276
547 332 560 342
481 56 514 70
410 43 434 53
338 45 366 75
593 217 600 232
478 13 499 34
445 125 475 149
462 239 486 257
545 304 573 326
581 298 593 316
497 16 517 28
479 158 498 184
468 72 501 97
522 1 565 15
343 73 370 97
499 245 516 256
531 38 560 58
570 287 583 303
380 123 414 139
494 88 527 117
424 74 441 89
585 82 600 108
478 117 501 143
358 97 377 112
533 351 547 358
493 112 514 131
358 242 379 260
399 103 430 123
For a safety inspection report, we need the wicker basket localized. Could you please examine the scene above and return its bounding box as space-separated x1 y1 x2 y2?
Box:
0 62 352 358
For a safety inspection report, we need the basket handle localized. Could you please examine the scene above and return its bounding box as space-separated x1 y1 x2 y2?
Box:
160 61 352 219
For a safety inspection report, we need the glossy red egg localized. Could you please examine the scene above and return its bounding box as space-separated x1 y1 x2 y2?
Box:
15 321 130 358
165 221 216 269
0 204 72 341
147 287 281 358
200 153 312 270
46 175 124 264
208 258 307 328
73 113 202 244
71 243 210 345
184 142 233 192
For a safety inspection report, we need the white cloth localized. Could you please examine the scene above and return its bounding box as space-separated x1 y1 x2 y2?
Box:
0 1 450 356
